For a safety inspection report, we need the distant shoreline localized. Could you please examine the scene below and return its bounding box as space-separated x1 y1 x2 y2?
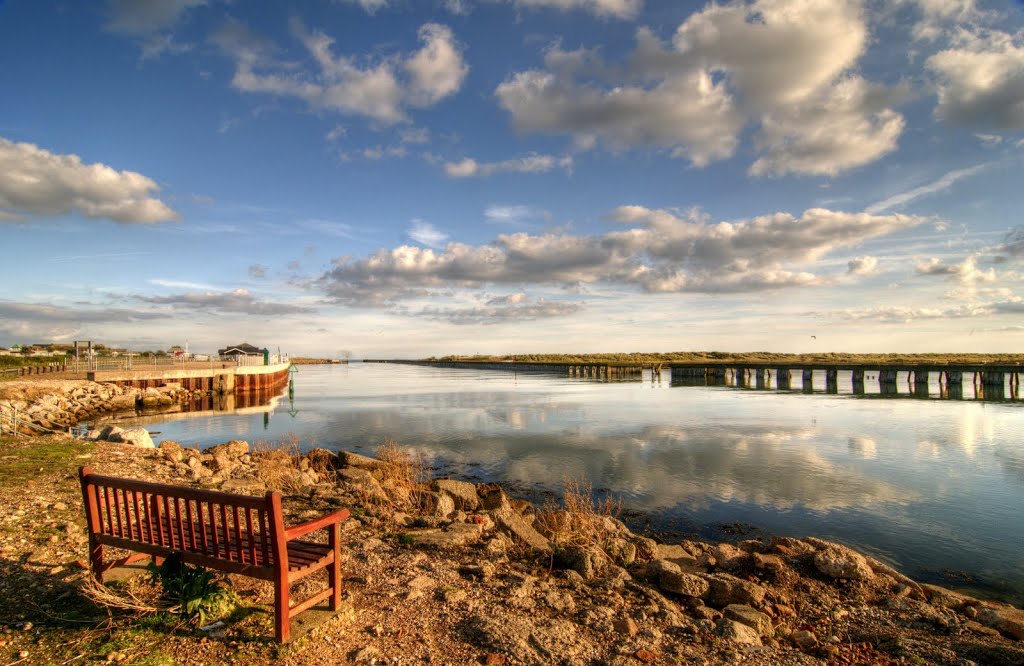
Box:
289 357 349 365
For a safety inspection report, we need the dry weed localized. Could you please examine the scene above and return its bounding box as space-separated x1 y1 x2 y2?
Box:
374 440 431 511
536 476 623 549
252 435 303 492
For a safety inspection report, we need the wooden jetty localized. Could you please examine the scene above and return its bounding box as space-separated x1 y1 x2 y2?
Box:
367 359 1022 399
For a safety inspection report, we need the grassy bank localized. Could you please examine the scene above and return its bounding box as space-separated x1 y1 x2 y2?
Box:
432 351 1024 365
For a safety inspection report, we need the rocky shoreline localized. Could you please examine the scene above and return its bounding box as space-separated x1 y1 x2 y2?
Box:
0 379 208 436
1 378 1023 664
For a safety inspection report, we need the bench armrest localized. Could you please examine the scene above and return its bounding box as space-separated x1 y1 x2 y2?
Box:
284 508 350 540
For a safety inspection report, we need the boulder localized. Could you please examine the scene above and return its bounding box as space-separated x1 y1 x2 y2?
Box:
715 619 762 646
702 573 766 608
109 428 154 448
418 490 456 518
558 544 612 580
723 604 774 637
976 606 1024 640
478 483 511 511
491 508 550 552
205 440 250 458
431 479 480 511
338 450 384 469
403 522 484 549
811 542 874 581
649 559 709 597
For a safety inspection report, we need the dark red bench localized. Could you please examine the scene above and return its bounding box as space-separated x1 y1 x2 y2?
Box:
79 466 349 642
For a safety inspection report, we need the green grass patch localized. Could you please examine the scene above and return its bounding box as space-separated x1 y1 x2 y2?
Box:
0 435 95 486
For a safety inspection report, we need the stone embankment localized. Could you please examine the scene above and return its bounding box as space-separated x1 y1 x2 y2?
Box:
0 380 207 436
46 436 1021 664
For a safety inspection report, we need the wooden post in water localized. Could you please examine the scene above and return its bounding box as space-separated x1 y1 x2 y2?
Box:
801 368 814 393
852 369 865 395
879 369 898 395
776 368 791 390
825 368 838 394
755 368 766 389
913 369 929 398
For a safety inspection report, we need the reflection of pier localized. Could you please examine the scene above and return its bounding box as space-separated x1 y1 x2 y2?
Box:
669 363 1022 401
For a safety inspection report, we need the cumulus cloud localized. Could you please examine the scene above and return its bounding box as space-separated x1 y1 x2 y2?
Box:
316 206 925 305
444 154 573 178
847 256 878 276
927 27 1024 129
0 137 179 224
218 20 467 125
408 220 448 248
750 77 906 177
513 0 642 19
902 0 985 42
915 255 996 285
135 289 315 315
496 0 904 174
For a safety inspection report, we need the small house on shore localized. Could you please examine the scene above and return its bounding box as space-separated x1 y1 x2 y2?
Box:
218 342 263 359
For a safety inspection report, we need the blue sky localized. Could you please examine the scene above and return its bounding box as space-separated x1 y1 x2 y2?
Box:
1 0 1023 358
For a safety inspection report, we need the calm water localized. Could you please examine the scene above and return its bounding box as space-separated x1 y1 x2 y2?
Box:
125 363 1024 605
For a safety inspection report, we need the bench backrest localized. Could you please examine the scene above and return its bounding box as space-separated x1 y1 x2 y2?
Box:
80 466 285 570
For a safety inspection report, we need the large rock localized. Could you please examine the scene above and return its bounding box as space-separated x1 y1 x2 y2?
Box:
491 508 550 552
109 428 154 448
418 490 456 518
976 606 1024 640
715 619 762 646
649 559 709 597
478 483 512 511
338 467 387 502
558 544 612 580
702 573 766 608
205 440 250 458
723 604 774 637
811 542 874 581
338 450 384 469
431 479 480 511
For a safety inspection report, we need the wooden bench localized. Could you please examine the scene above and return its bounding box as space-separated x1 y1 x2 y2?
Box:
79 466 349 642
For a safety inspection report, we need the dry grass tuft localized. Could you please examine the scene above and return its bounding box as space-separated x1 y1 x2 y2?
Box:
375 440 431 510
79 575 174 616
536 476 623 549
305 448 337 476
252 435 303 492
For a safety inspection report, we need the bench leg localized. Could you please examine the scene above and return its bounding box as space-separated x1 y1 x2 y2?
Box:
88 537 105 582
274 576 290 643
329 523 341 611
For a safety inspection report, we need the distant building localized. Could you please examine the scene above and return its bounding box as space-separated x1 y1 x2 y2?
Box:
218 342 262 358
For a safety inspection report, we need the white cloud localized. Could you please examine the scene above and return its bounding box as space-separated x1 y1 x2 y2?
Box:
865 162 990 214
512 0 642 20
408 220 448 248
915 255 996 285
902 0 984 41
336 0 390 14
750 77 906 177
0 137 178 224
444 154 573 178
847 256 878 276
422 296 583 324
927 27 1024 129
316 206 925 305
443 0 472 15
496 59 742 167
484 204 550 224
135 289 315 315
220 20 467 125
496 0 904 175
105 0 205 34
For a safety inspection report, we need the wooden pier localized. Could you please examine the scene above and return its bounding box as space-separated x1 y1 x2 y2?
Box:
368 359 1022 400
